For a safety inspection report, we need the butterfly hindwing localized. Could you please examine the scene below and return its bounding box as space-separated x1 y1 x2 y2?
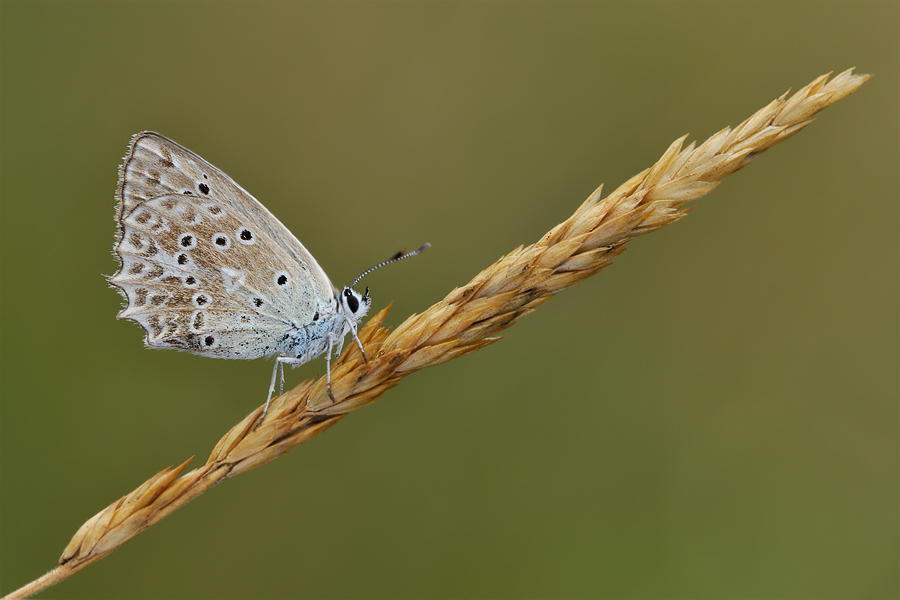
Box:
110 132 337 360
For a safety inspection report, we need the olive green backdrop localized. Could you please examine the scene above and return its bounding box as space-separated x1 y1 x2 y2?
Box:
1 1 897 598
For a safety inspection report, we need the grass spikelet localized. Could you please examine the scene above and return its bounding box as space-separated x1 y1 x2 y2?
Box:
2 69 870 600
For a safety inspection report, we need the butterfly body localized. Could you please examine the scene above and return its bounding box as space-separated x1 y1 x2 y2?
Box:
276 288 370 364
109 132 373 416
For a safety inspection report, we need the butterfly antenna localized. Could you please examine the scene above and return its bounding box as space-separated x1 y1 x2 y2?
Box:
350 243 431 288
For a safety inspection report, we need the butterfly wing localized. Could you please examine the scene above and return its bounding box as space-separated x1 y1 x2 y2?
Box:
109 132 336 360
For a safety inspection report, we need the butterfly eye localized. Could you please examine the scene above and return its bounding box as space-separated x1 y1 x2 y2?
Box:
345 291 360 314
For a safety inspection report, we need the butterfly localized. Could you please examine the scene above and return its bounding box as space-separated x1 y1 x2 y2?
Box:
109 132 428 423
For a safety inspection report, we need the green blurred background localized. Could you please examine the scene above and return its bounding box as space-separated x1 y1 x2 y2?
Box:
1 1 897 598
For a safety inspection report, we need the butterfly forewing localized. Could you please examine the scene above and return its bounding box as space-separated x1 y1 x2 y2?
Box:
110 132 335 360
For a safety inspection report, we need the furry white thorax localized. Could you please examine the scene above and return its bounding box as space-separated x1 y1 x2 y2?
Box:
278 286 370 365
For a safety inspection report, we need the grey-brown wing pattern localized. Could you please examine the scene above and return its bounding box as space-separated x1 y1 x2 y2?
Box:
109 132 336 359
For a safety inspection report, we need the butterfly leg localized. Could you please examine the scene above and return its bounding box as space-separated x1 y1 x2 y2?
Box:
258 360 281 428
257 356 300 429
325 332 337 404
349 324 368 363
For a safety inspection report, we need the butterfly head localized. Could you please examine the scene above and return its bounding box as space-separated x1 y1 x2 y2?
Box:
339 285 371 325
